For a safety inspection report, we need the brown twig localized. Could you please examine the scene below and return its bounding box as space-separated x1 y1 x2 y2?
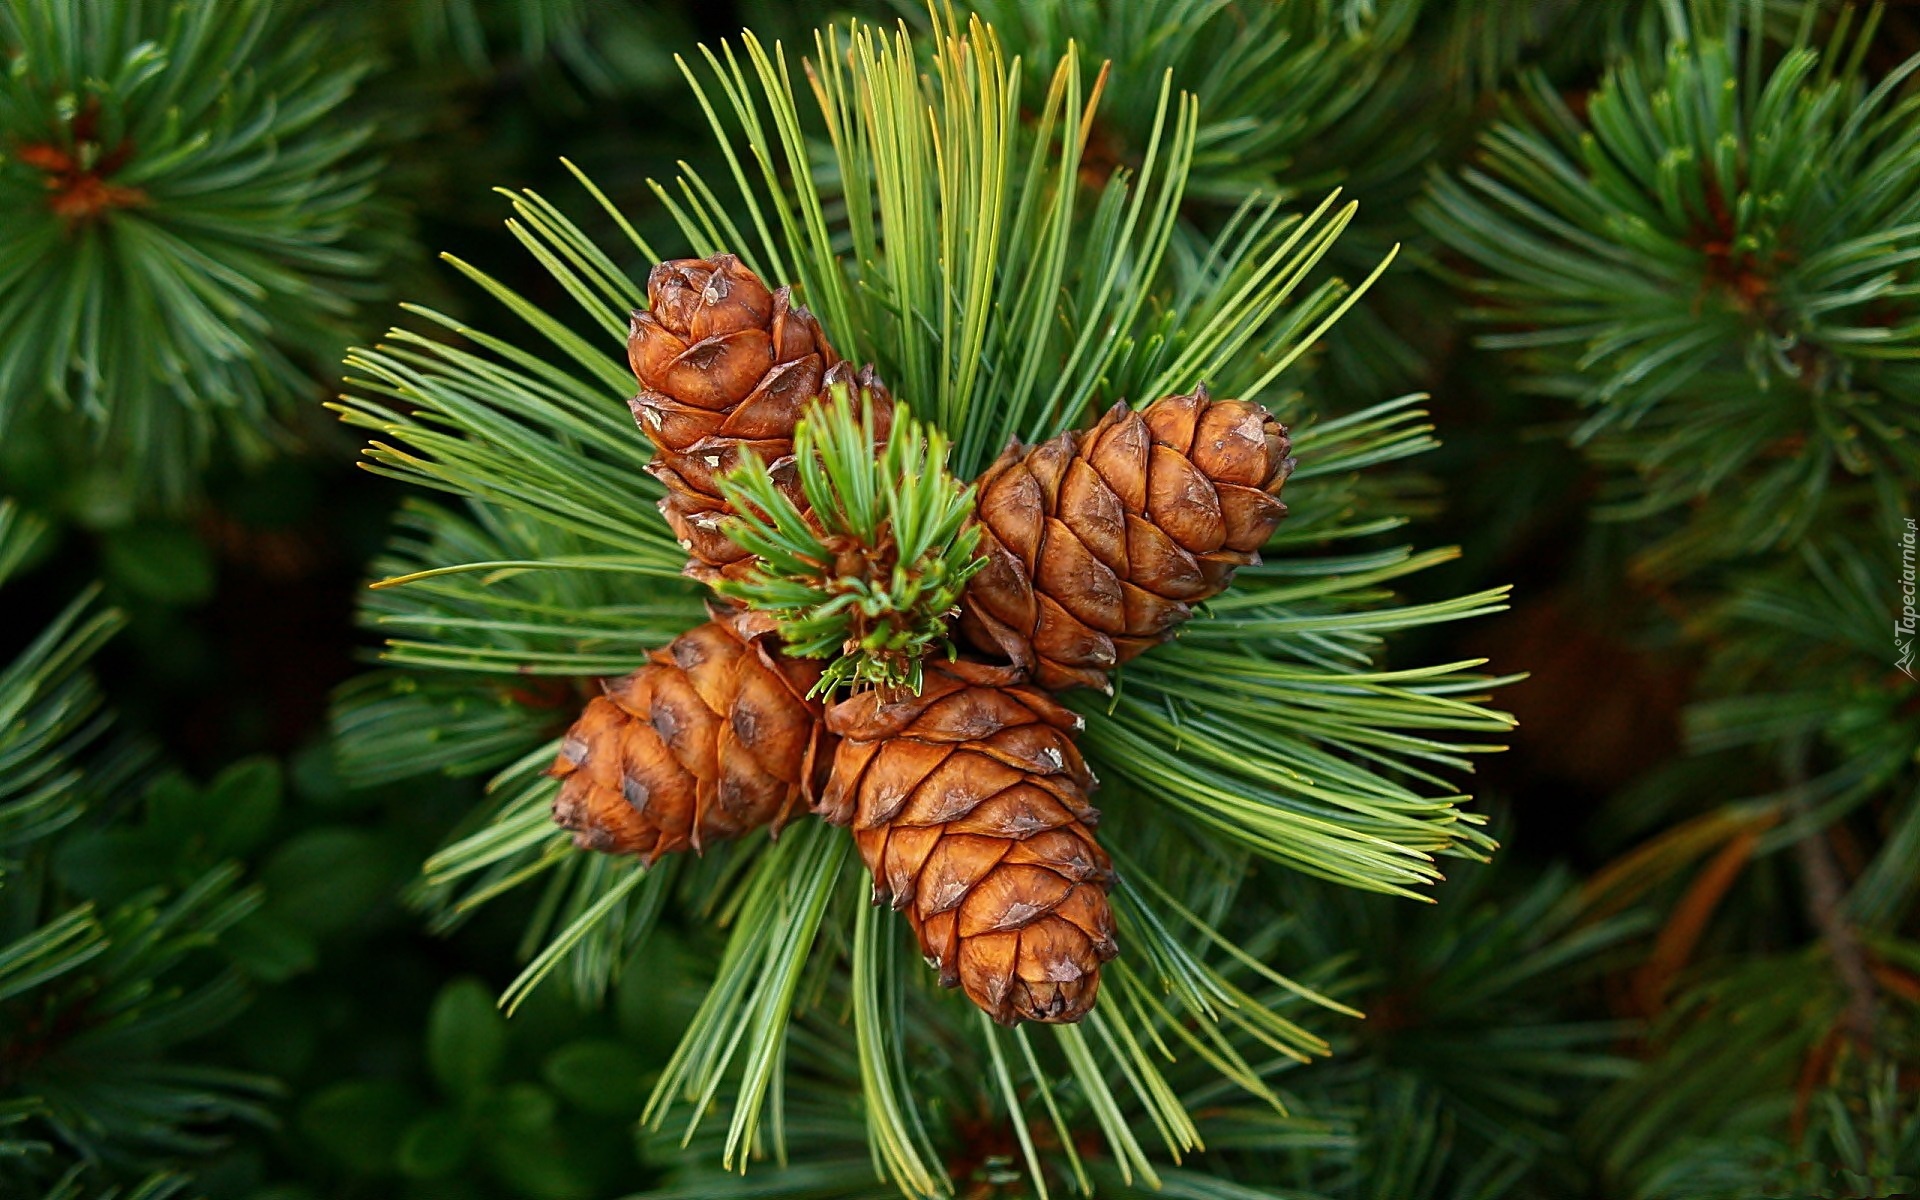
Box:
1783 742 1878 1048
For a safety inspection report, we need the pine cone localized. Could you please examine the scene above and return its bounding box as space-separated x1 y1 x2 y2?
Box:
958 388 1295 691
818 661 1118 1024
549 612 831 864
627 253 892 583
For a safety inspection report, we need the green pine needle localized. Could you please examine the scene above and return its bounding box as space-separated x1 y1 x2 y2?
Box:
0 501 123 868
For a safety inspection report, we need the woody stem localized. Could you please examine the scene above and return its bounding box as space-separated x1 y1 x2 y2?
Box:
1783 739 1877 1047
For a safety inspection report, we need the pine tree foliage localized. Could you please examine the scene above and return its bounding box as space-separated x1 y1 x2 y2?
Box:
1587 524 1920 887
0 504 114 868
1413 6 1920 1194
397 0 691 98
330 12 1516 1192
1631 1055 1920 1199
0 499 273 1194
1567 526 1920 1196
0 0 1908 1195
629 933 1351 1200
1683 529 1919 854
924 0 1423 206
1581 949 1919 1197
406 0 623 72
1406 0 1831 110
1410 0 1668 99
1422 4 1920 563
621 856 1645 1200
931 0 1454 403
1272 860 1649 1193
0 0 388 502
31 1172 193 1200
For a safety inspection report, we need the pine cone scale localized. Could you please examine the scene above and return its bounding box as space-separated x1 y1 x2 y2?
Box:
915 834 1005 905
1125 513 1208 596
1060 458 1128 569
722 359 826 435
1146 445 1227 552
628 253 897 585
548 614 829 863
1085 411 1149 510
1037 519 1126 632
656 330 777 409
958 388 1294 690
822 662 1117 1024
1219 483 1285 550
1031 596 1116 678
981 449 1049 556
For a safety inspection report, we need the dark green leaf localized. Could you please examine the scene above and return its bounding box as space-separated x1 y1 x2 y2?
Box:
429 977 509 1102
261 827 399 936
479 1082 560 1134
51 828 168 904
203 757 284 857
298 1079 418 1174
542 1039 652 1117
397 1108 475 1179
221 907 318 983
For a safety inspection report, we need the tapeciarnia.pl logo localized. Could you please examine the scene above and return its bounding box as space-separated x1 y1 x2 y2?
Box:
1900 517 1917 680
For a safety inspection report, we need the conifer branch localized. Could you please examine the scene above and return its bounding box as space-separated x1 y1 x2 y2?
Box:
1783 744 1880 1047
0 0 389 499
331 13 1517 1187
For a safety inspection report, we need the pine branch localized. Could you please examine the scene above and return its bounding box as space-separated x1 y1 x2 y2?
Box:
332 14 1518 1189
397 0 687 97
0 502 123 867
1634 1055 1920 1199
925 0 1423 206
1578 942 1917 1195
1783 743 1880 1048
0 0 390 501
0 505 273 1192
1420 7 1920 566
628 849 1643 1200
1666 532 1920 882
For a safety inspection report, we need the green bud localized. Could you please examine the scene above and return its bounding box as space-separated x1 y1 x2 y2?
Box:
714 385 984 697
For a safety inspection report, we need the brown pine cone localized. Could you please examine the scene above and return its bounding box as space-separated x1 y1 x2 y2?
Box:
627 253 892 583
958 387 1295 691
818 661 1119 1024
549 612 831 864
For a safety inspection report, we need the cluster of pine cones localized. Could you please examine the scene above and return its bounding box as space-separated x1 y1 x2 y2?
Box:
549 255 1295 1024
